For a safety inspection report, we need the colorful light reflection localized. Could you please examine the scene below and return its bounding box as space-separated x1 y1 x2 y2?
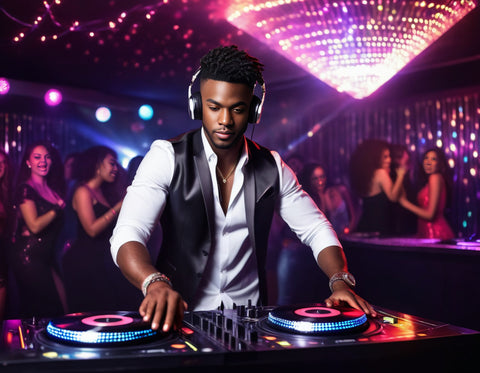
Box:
226 0 478 99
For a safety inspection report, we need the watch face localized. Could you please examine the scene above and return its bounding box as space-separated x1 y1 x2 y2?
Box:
345 273 356 286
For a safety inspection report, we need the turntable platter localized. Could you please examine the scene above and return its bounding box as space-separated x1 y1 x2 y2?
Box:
266 304 369 335
45 311 162 346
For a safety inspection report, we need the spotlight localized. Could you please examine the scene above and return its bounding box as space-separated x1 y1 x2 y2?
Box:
44 88 62 106
138 104 154 120
95 106 112 123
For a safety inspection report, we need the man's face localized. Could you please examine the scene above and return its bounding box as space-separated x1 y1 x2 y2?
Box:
200 79 253 152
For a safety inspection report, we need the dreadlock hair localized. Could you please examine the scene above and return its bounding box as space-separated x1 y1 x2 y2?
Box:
199 45 264 87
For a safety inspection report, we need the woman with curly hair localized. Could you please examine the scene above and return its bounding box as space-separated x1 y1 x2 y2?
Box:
349 139 407 235
399 148 455 239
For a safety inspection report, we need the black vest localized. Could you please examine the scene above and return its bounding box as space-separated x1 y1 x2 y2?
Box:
156 129 279 307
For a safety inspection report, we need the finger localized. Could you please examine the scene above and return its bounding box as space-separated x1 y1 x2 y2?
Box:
344 295 363 312
139 297 151 319
150 299 166 331
324 295 340 307
359 298 377 317
174 300 188 330
324 296 333 307
162 294 180 332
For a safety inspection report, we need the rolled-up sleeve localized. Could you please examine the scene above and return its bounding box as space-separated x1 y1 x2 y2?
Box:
110 140 174 265
272 151 342 261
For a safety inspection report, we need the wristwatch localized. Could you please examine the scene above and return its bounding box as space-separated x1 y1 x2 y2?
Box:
329 271 356 292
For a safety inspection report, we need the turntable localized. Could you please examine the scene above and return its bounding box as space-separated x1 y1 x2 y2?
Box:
43 311 160 346
265 304 370 334
1 304 478 372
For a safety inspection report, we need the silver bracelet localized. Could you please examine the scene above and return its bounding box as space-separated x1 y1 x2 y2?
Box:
141 272 172 296
328 271 356 293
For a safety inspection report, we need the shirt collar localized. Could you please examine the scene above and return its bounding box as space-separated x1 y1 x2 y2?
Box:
201 127 249 168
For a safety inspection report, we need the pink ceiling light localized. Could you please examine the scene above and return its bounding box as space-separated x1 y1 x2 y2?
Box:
226 1 478 99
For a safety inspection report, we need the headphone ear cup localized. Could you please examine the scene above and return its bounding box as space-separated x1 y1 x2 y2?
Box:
188 92 202 120
248 95 262 123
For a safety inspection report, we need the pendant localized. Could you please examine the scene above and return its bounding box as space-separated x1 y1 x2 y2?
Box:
222 178 227 184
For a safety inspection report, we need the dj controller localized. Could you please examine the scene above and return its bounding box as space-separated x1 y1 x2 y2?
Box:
1 303 478 372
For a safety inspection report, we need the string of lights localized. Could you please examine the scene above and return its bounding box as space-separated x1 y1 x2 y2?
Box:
2 1 170 43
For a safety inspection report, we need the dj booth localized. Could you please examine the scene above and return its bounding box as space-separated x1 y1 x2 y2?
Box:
1 303 478 372
340 235 480 331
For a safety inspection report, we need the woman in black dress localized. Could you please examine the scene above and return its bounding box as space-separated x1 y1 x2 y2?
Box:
62 146 140 313
10 141 67 318
349 139 408 236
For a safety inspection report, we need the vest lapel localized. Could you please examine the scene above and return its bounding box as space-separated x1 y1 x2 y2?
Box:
193 131 216 246
244 160 256 251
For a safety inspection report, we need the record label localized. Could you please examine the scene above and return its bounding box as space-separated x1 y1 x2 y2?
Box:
81 315 134 327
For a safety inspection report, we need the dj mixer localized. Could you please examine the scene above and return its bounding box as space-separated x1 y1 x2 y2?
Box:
0 303 478 372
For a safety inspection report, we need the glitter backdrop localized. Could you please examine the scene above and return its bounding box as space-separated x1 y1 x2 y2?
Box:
290 87 480 237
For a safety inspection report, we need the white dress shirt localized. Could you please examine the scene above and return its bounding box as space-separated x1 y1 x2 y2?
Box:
110 129 341 310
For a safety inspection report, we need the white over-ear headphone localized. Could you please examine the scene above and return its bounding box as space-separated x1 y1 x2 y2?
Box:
187 68 266 124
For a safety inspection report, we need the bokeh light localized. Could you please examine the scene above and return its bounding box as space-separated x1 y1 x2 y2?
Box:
44 88 62 106
0 78 10 95
138 104 154 120
95 106 112 123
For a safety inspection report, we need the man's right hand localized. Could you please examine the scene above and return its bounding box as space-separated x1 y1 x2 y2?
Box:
139 281 187 332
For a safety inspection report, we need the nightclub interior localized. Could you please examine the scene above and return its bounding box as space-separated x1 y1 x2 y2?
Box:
1 1 479 371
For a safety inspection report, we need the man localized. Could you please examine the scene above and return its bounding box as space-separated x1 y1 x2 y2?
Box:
110 45 376 332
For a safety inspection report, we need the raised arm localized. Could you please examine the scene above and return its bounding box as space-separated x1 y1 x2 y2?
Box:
376 167 406 202
400 173 443 221
19 199 62 234
72 185 120 238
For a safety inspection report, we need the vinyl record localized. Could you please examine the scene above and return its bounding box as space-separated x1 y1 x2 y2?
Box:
46 311 160 346
267 303 368 335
